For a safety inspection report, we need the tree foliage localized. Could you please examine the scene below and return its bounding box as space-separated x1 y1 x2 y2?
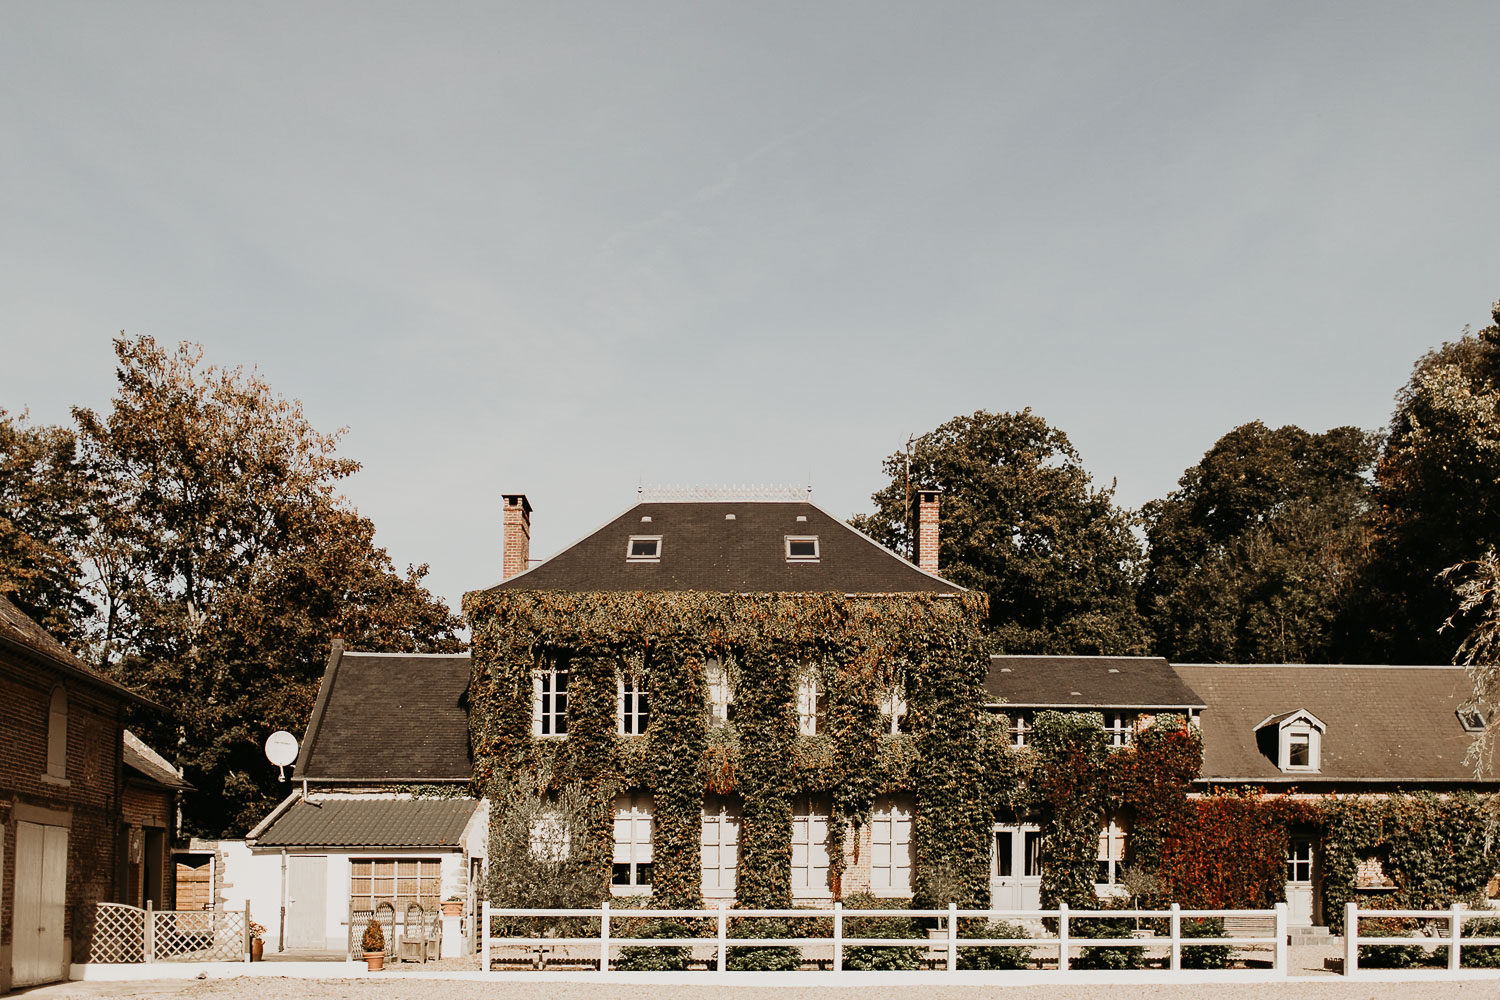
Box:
851 410 1147 654
5 336 463 835
1140 421 1378 663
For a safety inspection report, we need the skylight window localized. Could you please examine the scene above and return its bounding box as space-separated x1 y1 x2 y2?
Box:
1459 707 1487 733
785 536 819 562
627 536 661 562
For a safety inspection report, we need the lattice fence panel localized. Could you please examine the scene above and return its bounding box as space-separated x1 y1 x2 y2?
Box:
153 909 247 962
90 903 146 963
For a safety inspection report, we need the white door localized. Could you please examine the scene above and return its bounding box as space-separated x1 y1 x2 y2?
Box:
990 823 1043 912
1285 838 1314 926
286 856 328 949
13 822 68 987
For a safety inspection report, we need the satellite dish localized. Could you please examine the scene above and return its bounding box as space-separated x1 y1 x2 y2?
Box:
265 730 299 782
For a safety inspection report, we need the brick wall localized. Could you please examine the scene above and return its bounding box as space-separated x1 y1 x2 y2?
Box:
501 494 531 580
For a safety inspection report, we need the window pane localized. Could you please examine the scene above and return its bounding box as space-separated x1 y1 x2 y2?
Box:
995 832 1013 878
1025 832 1043 877
637 863 653 886
612 864 630 885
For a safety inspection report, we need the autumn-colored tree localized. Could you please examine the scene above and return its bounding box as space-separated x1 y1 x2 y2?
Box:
851 410 1147 654
0 409 97 641
71 336 463 835
1140 421 1378 663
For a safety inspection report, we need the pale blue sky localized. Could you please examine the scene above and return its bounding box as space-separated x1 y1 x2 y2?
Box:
3 1 1498 615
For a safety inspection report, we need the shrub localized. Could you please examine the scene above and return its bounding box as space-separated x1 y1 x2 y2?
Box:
840 894 923 971
1462 917 1500 968
957 919 1032 970
1071 915 1142 970
725 918 802 971
1357 917 1427 969
614 919 696 971
1179 916 1232 969
360 918 385 953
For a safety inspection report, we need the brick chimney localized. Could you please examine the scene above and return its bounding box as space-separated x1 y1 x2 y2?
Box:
502 493 532 580
916 488 941 575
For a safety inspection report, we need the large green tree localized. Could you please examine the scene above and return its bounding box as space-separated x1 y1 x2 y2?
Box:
67 336 464 835
1140 421 1378 663
1359 300 1500 663
851 410 1147 654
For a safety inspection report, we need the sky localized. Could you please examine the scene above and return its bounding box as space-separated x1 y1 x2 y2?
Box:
3 1 1499 618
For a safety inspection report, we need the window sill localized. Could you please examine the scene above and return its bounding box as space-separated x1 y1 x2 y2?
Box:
40 774 70 787
531 734 568 741
610 886 653 897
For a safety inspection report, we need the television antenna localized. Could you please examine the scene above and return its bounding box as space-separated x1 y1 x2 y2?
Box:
264 730 299 783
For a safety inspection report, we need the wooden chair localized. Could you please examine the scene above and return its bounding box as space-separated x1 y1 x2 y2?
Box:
399 903 429 963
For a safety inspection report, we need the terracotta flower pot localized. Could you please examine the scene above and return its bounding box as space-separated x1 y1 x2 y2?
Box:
365 950 385 971
251 938 265 961
441 900 463 916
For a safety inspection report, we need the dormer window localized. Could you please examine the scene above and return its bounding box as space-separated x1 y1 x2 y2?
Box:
1459 707 1487 733
1256 709 1325 773
786 536 819 562
627 536 661 562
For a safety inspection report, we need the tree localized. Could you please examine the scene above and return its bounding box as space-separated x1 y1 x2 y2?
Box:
1139 421 1378 663
0 409 97 642
1360 300 1500 663
851 410 1147 654
72 336 464 835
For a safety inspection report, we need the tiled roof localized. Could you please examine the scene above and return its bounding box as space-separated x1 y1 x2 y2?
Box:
0 594 153 705
487 501 961 595
1173 664 1499 784
985 655 1206 709
255 796 477 848
124 729 192 790
297 649 472 782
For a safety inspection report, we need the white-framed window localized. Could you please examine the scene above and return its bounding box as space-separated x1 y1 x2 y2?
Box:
797 671 826 736
46 685 67 779
785 535 820 562
532 663 568 737
706 658 735 724
1096 817 1128 886
618 671 650 735
791 794 832 896
870 794 913 894
1258 709 1325 773
880 686 908 735
350 858 441 911
1105 712 1136 748
1286 838 1314 884
612 792 653 892
1008 713 1031 748
701 795 740 897
992 825 1043 879
529 811 570 861
626 535 662 562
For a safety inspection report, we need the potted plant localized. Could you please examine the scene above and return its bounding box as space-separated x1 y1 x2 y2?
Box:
361 918 385 971
441 896 464 917
248 921 266 961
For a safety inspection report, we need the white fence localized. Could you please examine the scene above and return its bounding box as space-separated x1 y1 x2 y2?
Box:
482 901 1289 978
1344 902 1500 974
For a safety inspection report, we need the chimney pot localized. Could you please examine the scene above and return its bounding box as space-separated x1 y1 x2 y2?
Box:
916 487 941 575
502 493 532 580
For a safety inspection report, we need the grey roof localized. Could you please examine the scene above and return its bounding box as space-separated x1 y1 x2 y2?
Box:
488 501 962 595
297 647 473 783
0 594 153 706
985 655 1207 710
124 729 193 790
256 797 477 848
1173 664 1499 784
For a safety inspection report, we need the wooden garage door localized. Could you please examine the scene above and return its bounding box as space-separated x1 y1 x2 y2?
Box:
13 822 68 987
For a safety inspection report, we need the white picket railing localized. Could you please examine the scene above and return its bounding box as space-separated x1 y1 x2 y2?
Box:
1343 902 1500 974
481 901 1289 977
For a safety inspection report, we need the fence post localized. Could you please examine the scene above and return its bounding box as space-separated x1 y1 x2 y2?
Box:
599 900 610 973
1169 903 1181 971
1057 902 1069 972
245 902 253 961
144 901 155 963
1450 902 1464 972
1274 901 1288 975
481 902 491 973
947 902 958 971
1344 901 1358 975
717 902 728 974
833 901 843 973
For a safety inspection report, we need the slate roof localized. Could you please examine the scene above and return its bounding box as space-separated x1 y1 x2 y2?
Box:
1173 664 1499 784
124 729 193 790
985 655 1207 709
297 646 473 783
487 501 961 595
0 593 154 706
256 796 478 848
